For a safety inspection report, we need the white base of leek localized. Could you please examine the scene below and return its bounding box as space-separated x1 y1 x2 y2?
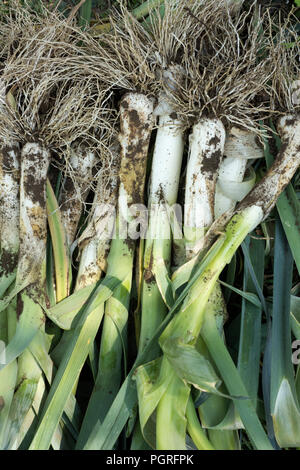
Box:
215 127 264 219
184 118 226 259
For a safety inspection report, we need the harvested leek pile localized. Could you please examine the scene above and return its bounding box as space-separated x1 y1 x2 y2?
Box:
0 0 299 451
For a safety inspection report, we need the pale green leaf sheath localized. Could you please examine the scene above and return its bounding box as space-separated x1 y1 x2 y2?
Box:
29 276 121 451
5 349 42 450
161 206 269 450
71 213 119 447
0 360 18 449
46 180 70 305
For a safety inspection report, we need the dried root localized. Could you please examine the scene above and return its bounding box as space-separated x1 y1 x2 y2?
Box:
265 8 300 115
0 1 116 197
69 2 156 94
160 1 274 135
72 1 210 96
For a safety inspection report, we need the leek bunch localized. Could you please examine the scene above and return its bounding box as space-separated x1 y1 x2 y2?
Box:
0 0 299 452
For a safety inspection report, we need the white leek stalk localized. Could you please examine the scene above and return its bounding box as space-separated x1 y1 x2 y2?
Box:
0 145 20 297
0 80 20 297
74 93 155 450
96 92 154 417
0 84 20 449
1 142 50 368
194 115 300 449
155 204 268 450
184 118 226 259
76 170 119 290
59 146 97 248
0 142 51 448
139 94 185 353
16 143 49 291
